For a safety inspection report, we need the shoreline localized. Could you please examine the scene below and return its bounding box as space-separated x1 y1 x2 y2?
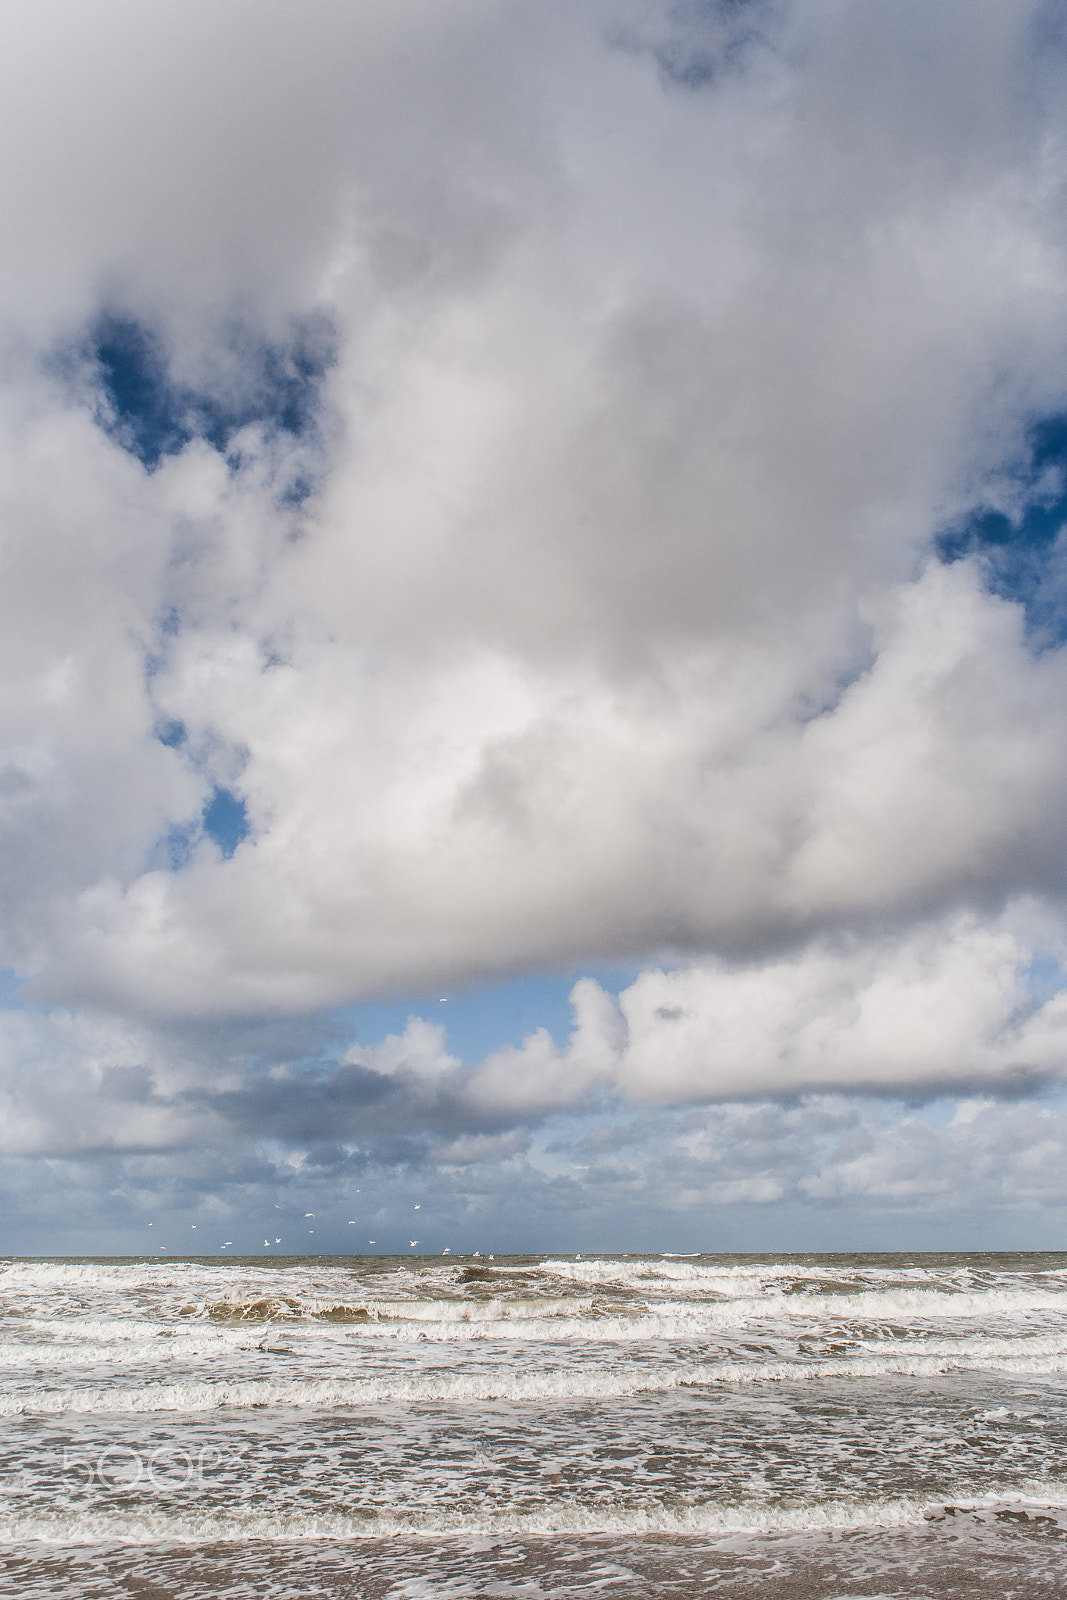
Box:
3 1513 1067 1599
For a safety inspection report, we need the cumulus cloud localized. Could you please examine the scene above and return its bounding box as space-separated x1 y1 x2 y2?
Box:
292 907 1067 1120
4 0 1067 1241
4 909 1064 1162
30 560 1067 1018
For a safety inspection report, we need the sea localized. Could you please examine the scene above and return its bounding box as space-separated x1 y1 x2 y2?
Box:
1 1252 1066 1598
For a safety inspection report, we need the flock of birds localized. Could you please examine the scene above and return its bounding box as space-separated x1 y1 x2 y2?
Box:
145 1200 466 1255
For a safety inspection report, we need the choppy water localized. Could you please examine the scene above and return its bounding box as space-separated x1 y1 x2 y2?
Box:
2 1252 1067 1594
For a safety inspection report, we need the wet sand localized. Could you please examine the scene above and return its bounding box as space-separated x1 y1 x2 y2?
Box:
3 1509 1067 1600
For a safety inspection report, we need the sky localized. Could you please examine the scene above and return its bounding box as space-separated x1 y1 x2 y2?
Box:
4 0 1067 1254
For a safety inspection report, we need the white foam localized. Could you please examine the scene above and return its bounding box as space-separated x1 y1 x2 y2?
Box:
6 1253 1067 1387
191 1292 602 1324
0 1333 263 1369
6 1341 1067 1417
4 1253 1067 1558
6 1256 1066 1336
528 1259 1067 1317
0 1365 683 1416
166 1289 1067 1346
5 1485 1067 1546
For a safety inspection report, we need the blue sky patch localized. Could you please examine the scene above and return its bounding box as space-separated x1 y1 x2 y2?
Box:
337 964 641 1065
202 787 250 859
0 968 24 1009
89 310 335 472
93 317 180 467
150 787 249 868
937 413 1067 642
155 718 187 749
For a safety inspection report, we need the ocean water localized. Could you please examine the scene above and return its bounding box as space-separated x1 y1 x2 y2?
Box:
1 1251 1066 1596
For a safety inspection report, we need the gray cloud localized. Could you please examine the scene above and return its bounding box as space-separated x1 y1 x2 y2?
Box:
4 1079 1067 1255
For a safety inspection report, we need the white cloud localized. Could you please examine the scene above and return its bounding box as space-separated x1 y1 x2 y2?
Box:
11 904 1063 1165
3 0 1061 1012
3 2 1067 1240
32 562 1067 1021
0 1007 216 1157
422 906 1067 1114
614 913 1067 1103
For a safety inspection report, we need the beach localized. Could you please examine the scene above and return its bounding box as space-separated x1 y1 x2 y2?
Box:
1 1253 1065 1596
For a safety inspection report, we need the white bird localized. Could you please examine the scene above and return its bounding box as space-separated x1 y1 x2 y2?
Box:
264 1240 271 1247
274 1238 281 1244
304 1213 315 1219
348 1220 356 1225
220 1242 232 1249
414 1204 420 1210
409 1240 420 1248
148 1223 153 1227
442 1247 451 1255
368 1240 376 1244
191 1225 197 1230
